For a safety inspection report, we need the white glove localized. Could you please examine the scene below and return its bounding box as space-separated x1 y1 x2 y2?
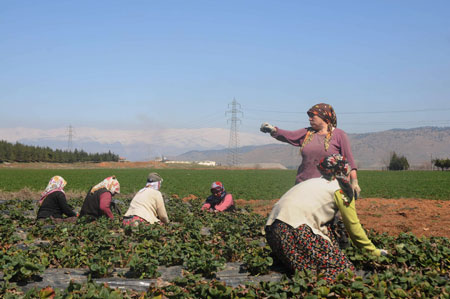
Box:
379 249 389 256
260 122 276 134
351 178 361 198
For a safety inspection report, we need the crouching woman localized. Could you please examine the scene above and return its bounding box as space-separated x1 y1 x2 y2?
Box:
37 176 77 222
265 154 387 281
79 176 120 222
201 181 235 212
123 172 169 226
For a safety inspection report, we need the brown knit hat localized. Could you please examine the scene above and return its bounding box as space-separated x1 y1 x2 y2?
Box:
147 172 163 182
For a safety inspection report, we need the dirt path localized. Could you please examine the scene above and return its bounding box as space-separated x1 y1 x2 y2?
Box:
235 198 450 239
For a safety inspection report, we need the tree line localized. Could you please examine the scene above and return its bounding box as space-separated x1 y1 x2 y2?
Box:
388 152 410 171
433 158 450 171
388 151 450 171
0 140 119 163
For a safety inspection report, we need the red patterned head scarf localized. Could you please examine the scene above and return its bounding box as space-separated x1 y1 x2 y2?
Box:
317 154 354 202
301 103 337 152
307 103 337 127
90 176 120 195
40 176 67 205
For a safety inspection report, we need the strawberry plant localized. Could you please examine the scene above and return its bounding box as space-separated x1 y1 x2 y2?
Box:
0 173 449 297
242 242 273 275
0 216 19 246
182 249 226 278
88 253 115 278
1 249 45 282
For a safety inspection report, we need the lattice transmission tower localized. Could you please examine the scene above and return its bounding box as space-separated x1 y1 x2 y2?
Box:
226 98 243 166
67 125 74 152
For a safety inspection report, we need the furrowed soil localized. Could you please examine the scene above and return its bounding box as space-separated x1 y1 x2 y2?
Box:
234 198 450 239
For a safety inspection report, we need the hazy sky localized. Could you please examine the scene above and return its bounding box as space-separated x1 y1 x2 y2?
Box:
1 0 450 136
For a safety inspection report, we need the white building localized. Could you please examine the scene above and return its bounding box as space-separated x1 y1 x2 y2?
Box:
163 160 217 166
197 161 216 166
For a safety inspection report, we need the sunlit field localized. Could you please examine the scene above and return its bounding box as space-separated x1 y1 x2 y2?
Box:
0 168 449 200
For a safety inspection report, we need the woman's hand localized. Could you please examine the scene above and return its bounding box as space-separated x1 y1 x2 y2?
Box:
260 122 277 134
351 178 361 198
372 249 389 256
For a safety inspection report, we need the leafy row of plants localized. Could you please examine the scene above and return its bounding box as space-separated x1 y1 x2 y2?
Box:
1 196 271 281
2 269 450 298
1 193 449 297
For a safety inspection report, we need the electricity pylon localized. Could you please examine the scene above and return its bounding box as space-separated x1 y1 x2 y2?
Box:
226 98 243 166
67 125 74 152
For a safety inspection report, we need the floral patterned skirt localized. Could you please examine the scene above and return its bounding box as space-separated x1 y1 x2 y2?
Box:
265 220 355 281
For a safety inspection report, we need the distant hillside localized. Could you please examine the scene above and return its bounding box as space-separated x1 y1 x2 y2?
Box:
173 144 301 169
175 127 450 170
1 126 270 161
350 127 450 169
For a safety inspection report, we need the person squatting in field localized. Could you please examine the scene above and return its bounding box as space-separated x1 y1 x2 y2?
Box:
201 181 235 212
37 175 77 222
260 103 361 196
122 172 169 226
79 176 120 221
265 154 388 282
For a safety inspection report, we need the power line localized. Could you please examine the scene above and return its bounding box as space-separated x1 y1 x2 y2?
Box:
340 108 450 115
243 115 450 125
245 107 450 115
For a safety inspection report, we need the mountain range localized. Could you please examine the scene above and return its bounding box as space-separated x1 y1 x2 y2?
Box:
0 127 269 161
1 126 449 169
174 127 450 170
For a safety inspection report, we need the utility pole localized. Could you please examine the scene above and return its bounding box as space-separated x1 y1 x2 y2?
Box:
67 125 74 152
226 98 243 166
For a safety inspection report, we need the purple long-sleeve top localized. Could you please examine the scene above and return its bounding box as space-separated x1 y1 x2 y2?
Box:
272 127 357 184
99 192 114 219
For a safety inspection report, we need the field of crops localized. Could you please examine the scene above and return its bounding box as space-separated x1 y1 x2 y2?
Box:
0 168 449 200
0 168 449 297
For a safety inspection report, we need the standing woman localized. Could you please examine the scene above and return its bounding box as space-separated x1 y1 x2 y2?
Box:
79 176 120 221
260 103 361 195
265 154 387 282
37 176 77 221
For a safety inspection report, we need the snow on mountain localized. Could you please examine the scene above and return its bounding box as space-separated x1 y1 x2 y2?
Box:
0 127 272 160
